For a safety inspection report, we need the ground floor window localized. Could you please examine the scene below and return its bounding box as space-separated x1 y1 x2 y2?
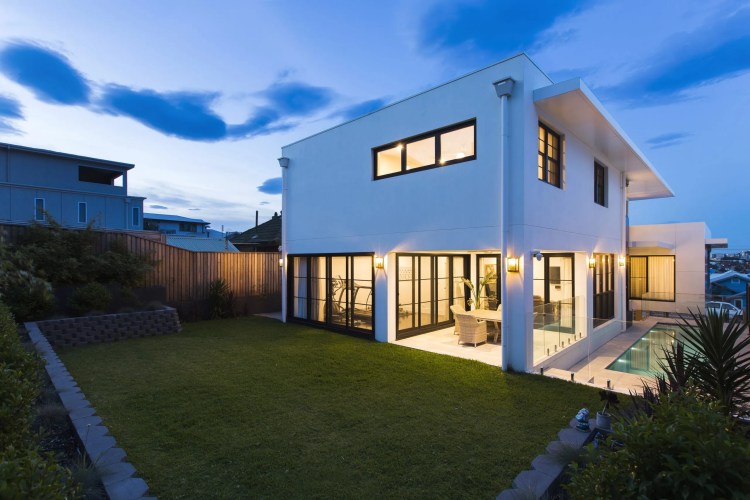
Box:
628 255 675 302
396 254 468 340
289 254 374 334
593 253 615 326
476 255 501 310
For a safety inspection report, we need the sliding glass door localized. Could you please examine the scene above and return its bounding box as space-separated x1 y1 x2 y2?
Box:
532 253 575 332
289 254 374 335
396 254 468 340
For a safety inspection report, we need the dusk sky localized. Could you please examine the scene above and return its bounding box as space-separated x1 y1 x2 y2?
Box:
1 1 748 245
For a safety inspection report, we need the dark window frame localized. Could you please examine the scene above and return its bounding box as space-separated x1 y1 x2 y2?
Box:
538 122 562 188
476 254 501 310
594 161 607 206
34 198 45 221
77 202 87 224
395 253 470 340
373 119 477 180
593 253 615 326
132 207 140 227
287 253 375 338
628 255 676 303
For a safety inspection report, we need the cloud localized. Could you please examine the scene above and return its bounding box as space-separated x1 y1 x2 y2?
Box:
100 85 227 141
261 81 334 116
417 1 592 65
646 132 691 149
149 204 168 210
604 8 750 104
0 94 23 134
0 40 336 142
188 208 201 211
0 41 90 105
257 177 282 195
332 98 389 121
259 201 270 206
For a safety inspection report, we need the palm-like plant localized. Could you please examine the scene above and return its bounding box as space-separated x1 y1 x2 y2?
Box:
677 307 750 416
460 271 496 310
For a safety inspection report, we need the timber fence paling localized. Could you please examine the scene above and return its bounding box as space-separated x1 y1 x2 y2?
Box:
0 223 281 314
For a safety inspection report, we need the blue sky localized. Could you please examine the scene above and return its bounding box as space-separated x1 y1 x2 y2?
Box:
1 0 748 245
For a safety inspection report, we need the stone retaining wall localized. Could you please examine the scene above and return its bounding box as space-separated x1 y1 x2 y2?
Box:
36 308 181 348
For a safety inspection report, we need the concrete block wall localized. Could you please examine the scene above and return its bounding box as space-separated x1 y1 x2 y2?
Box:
36 307 181 348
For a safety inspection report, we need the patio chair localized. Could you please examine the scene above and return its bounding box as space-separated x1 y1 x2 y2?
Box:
449 305 463 335
455 313 488 347
487 304 501 343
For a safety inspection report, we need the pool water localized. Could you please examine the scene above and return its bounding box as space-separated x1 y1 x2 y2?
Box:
607 323 688 376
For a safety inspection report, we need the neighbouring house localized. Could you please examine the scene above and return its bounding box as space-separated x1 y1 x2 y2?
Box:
278 53 678 372
627 222 728 317
165 235 239 252
144 213 214 237
231 212 281 252
0 142 145 230
709 270 749 311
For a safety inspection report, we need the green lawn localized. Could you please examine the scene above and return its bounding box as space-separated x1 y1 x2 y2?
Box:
60 317 599 499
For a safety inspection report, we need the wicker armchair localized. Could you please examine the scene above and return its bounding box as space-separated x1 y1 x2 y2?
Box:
449 305 464 335
455 313 488 346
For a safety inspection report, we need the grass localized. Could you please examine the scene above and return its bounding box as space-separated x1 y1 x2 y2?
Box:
60 317 600 499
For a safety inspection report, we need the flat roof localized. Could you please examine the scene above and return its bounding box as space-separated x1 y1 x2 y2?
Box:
534 78 674 201
143 213 209 224
0 142 135 170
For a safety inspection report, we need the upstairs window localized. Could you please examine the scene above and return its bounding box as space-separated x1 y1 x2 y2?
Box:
538 123 561 188
78 202 87 223
132 207 140 227
374 120 475 179
34 198 45 221
594 162 607 206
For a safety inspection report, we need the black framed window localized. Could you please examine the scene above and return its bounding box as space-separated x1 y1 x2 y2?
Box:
77 202 87 223
594 162 607 206
593 253 615 326
34 198 45 221
538 122 561 188
374 120 476 179
289 253 374 335
396 254 469 339
628 255 675 302
476 255 501 310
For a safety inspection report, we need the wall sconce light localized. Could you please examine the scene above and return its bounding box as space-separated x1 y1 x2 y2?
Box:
588 256 596 268
278 258 284 268
374 256 384 270
619 255 626 267
506 256 520 272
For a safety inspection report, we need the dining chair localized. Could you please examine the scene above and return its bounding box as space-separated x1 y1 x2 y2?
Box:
455 313 488 346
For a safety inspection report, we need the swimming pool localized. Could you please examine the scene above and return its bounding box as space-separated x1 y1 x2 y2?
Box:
607 323 688 376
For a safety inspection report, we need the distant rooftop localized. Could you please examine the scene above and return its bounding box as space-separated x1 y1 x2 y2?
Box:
166 235 238 252
0 141 134 170
231 213 281 246
143 213 209 225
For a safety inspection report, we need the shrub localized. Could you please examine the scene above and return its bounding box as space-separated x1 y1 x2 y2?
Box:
0 446 79 499
566 391 750 498
0 247 54 322
68 283 112 316
208 279 234 319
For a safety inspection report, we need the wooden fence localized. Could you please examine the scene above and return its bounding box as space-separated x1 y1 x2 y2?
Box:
0 224 281 319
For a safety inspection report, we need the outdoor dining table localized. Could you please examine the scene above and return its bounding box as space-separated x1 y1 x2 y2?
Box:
463 306 502 343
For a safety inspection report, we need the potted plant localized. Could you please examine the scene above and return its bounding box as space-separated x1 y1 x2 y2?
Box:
461 270 496 310
596 389 619 431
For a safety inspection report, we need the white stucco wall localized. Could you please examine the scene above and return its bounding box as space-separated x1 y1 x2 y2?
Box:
629 222 708 314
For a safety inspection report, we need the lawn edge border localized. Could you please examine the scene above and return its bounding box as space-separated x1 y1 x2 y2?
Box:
496 417 597 499
27 321 155 500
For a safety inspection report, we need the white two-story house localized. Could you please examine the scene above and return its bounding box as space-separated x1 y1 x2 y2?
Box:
279 54 673 372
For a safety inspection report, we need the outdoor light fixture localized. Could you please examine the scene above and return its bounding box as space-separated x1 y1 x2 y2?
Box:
619 255 626 267
506 256 520 272
374 256 384 270
277 157 289 168
278 258 284 268
588 256 596 268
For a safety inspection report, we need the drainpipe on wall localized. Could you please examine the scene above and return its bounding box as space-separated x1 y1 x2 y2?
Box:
278 156 290 323
493 78 515 371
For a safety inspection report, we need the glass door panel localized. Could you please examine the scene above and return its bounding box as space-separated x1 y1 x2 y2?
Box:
397 256 415 331
310 256 327 322
477 255 500 310
330 256 348 327
352 256 373 331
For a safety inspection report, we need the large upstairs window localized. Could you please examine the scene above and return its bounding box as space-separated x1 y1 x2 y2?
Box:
538 122 561 188
374 120 476 179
